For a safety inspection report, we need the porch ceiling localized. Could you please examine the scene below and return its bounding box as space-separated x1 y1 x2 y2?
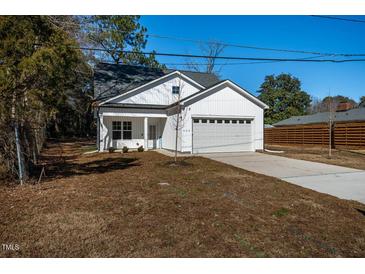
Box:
101 112 167 118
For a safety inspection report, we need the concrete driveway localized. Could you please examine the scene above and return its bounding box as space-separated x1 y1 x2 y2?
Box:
202 152 365 204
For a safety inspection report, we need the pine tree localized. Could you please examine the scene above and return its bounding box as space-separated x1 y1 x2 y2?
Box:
0 16 91 182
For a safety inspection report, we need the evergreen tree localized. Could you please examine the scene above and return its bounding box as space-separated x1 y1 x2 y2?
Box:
0 16 91 182
81 16 163 68
258 74 311 124
0 15 163 183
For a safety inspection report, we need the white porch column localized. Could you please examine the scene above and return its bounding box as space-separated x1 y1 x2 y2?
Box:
144 117 148 151
99 113 105 152
96 118 100 150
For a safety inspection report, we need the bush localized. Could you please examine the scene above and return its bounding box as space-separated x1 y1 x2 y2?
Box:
108 147 116 153
122 146 129 153
137 145 144 152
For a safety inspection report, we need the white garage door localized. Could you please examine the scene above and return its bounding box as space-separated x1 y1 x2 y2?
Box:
192 118 253 153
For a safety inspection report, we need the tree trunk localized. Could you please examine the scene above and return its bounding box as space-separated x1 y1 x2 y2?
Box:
12 90 28 184
174 108 180 162
14 123 25 184
174 80 182 162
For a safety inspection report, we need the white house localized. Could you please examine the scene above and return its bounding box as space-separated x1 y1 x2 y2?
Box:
94 63 268 153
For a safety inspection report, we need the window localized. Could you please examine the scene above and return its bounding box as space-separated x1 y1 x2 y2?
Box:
193 119 200 123
239 120 244 124
123 121 132 139
232 120 237 124
224 120 230 124
209 119 215 123
112 121 122 140
217 120 222 124
246 120 251 124
172 86 180 95
201 119 207 123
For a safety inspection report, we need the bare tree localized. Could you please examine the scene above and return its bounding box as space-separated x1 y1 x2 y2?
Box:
186 40 225 78
307 96 322 114
167 75 188 162
309 95 357 114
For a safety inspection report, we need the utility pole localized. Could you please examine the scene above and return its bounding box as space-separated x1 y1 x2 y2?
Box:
328 89 332 158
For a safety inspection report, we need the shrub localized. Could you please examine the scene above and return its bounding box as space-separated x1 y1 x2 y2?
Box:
108 147 116 153
137 145 144 152
122 146 129 153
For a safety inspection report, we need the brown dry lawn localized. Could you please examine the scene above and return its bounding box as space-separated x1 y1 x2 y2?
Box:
1 140 365 258
264 145 365 170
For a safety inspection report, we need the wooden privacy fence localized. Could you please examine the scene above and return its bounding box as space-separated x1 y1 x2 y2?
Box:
265 122 365 149
265 124 330 146
334 122 365 148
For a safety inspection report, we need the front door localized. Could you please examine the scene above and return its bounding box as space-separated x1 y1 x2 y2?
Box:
148 125 157 149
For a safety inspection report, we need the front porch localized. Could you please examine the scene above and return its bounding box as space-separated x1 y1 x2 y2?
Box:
97 110 167 152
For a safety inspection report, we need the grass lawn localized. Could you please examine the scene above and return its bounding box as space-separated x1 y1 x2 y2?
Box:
1 140 365 257
264 145 365 170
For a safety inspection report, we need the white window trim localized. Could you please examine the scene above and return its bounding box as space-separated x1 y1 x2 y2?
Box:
112 121 122 140
122 121 132 140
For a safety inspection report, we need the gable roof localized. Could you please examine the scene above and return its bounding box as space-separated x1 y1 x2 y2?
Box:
273 107 365 126
93 63 220 101
177 80 269 109
165 68 220 87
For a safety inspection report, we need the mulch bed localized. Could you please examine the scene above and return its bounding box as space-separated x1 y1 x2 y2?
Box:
1 140 365 257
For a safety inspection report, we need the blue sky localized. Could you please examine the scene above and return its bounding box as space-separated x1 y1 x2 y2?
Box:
140 16 365 102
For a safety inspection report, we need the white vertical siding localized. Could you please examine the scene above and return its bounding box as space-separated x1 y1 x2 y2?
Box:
181 86 264 152
102 116 144 150
97 79 265 153
109 76 200 106
161 114 182 151
96 118 100 150
99 116 166 150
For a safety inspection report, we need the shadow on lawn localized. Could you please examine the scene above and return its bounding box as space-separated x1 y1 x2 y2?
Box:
35 157 140 181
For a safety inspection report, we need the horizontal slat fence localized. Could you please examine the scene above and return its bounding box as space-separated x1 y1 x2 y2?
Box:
334 122 365 148
265 124 330 146
265 122 365 149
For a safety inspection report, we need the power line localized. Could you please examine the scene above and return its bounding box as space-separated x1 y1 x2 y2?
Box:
163 55 326 66
73 45 365 63
311 15 365 24
32 43 365 63
88 30 365 57
50 17 365 57
147 34 365 57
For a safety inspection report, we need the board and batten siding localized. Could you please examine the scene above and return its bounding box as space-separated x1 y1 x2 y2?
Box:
100 116 165 150
97 78 265 153
108 75 201 106
181 85 264 152
161 114 182 151
101 116 144 150
98 107 167 150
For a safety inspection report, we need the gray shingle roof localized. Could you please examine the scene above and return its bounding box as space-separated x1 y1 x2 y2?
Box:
273 107 365 126
165 68 220 88
93 63 220 101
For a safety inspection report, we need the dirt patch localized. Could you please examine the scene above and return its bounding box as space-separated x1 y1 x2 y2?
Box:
1 140 365 257
264 145 365 170
158 159 194 168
